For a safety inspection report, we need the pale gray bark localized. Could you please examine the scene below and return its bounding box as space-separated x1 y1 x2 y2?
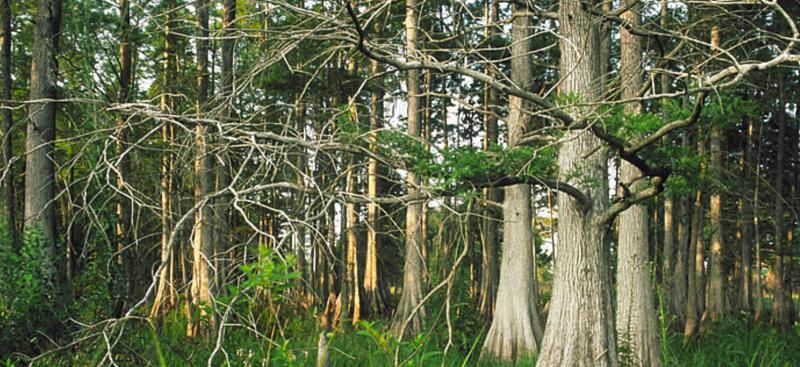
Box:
25 0 62 289
615 4 661 365
537 0 616 364
481 7 543 360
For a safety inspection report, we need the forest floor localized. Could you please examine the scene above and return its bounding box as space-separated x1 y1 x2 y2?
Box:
20 308 800 367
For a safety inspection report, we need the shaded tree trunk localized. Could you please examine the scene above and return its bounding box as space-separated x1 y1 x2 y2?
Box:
477 0 500 324
685 133 706 336
25 0 62 292
771 71 792 328
615 3 661 364
481 4 543 361
0 0 13 242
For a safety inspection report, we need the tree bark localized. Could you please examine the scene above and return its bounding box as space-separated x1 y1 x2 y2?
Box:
477 0 500 324
685 133 706 336
151 0 178 317
0 0 14 243
481 4 544 361
189 0 215 336
25 0 62 292
390 0 425 338
737 116 754 311
615 3 661 364
537 1 616 365
770 70 792 328
364 58 387 315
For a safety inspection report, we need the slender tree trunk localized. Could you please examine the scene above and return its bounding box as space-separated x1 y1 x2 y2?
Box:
537 1 616 365
671 194 689 326
481 4 543 361
364 58 387 315
685 133 706 336
0 0 13 242
390 0 425 338
114 0 134 315
151 0 178 316
215 0 236 286
478 0 500 324
615 3 661 365
738 116 754 311
771 70 792 328
753 118 764 320
188 0 215 336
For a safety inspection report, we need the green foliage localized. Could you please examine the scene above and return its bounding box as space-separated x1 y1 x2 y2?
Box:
0 226 60 358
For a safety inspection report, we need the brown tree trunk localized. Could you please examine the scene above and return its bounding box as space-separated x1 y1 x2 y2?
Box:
685 133 706 336
0 0 14 243
390 0 425 338
615 3 661 365
481 4 543 361
738 117 754 311
537 1 616 365
753 118 764 320
364 58 387 315
771 70 792 328
151 0 178 317
188 0 215 336
478 0 500 324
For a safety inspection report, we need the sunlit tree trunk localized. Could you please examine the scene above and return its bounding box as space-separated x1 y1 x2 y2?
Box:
390 0 425 338
364 58 387 315
189 0 215 336
151 0 178 317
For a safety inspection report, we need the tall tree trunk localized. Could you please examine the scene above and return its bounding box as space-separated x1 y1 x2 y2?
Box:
738 116 754 311
390 0 425 338
753 119 764 320
151 0 178 317
189 0 215 336
25 0 62 292
615 3 661 364
771 70 792 328
685 133 706 336
481 4 543 361
114 0 134 315
537 0 616 365
364 58 387 315
0 0 14 243
215 0 236 286
478 0 500 323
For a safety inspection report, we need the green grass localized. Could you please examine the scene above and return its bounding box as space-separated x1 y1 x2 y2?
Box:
13 311 800 367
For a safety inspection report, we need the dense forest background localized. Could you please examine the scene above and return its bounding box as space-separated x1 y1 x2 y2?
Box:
1 0 800 365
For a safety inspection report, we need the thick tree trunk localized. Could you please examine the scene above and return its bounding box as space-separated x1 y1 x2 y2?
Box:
537 1 616 365
390 0 424 338
25 0 62 291
615 4 661 364
0 0 13 242
671 195 689 326
481 5 543 361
